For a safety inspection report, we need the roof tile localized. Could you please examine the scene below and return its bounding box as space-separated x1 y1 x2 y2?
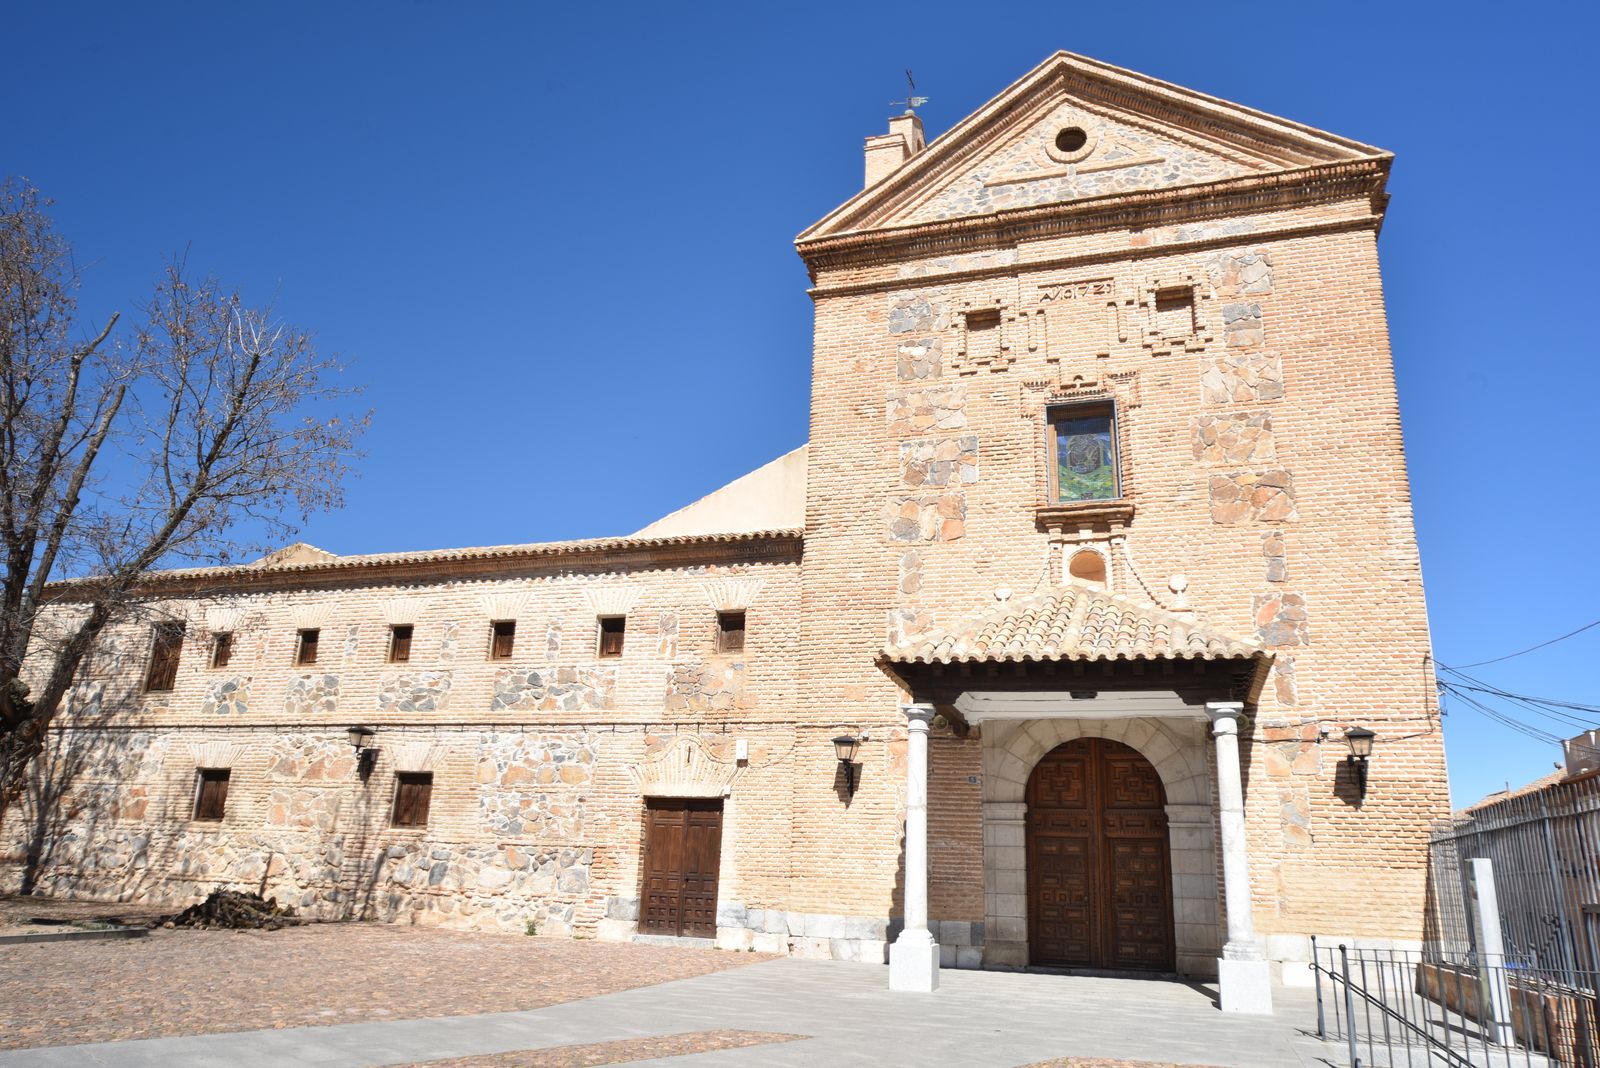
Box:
883 583 1263 665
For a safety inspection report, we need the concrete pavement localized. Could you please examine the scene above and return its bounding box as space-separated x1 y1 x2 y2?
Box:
0 958 1339 1068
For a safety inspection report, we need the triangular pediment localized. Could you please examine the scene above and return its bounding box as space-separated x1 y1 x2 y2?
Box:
251 541 338 568
801 52 1388 242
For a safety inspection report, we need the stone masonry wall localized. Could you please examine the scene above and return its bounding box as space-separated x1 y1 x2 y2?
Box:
4 545 805 940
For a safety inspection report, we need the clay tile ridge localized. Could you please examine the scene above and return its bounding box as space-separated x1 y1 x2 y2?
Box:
882 582 1264 666
1457 767 1570 816
54 528 805 595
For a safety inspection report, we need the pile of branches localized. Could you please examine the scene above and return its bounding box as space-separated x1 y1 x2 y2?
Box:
161 890 297 931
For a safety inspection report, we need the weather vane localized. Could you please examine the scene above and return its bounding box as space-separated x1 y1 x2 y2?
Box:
891 69 928 115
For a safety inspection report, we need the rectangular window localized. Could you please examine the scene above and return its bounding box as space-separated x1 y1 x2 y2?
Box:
193 768 230 821
210 631 233 669
144 621 185 692
598 616 625 659
388 624 413 663
295 628 320 665
1051 402 1119 503
1154 287 1195 337
965 308 1000 363
391 771 433 828
716 611 746 654
490 620 516 660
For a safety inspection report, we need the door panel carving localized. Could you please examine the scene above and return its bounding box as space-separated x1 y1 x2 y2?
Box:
1026 737 1175 971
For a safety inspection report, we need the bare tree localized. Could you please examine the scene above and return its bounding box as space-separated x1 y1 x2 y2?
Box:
0 178 364 823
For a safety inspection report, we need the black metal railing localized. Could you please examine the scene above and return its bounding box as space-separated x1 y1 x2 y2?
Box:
1313 939 1600 1067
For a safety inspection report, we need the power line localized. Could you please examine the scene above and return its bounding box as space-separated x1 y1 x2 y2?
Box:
1443 684 1564 746
1437 672 1581 744
1437 664 1600 716
1480 687 1600 720
1449 619 1600 669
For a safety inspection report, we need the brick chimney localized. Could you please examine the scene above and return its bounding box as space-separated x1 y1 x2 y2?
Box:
864 111 926 187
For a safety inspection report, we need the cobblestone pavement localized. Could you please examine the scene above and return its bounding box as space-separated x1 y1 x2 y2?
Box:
398 1030 805 1066
0 924 769 1051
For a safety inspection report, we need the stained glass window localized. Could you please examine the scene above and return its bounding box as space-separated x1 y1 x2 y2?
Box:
1052 405 1118 502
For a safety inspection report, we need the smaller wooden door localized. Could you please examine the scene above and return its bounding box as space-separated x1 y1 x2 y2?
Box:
641 798 723 937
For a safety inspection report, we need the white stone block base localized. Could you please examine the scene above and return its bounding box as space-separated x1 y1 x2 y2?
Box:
594 918 637 942
833 938 887 963
751 932 787 954
889 933 941 992
715 926 754 952
1279 960 1314 988
1218 957 1273 1014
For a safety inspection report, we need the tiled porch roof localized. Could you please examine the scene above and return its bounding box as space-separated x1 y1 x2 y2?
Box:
883 583 1264 666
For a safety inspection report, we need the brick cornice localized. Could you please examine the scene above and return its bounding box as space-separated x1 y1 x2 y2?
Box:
796 159 1389 278
807 214 1378 301
47 529 805 601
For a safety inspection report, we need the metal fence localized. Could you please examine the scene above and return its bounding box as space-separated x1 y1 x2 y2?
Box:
1428 773 1600 979
1313 941 1599 1067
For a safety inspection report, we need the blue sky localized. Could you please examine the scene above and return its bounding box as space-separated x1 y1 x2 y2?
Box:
5 2 1595 806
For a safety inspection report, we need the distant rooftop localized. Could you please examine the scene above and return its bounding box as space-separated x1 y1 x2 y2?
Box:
633 445 807 539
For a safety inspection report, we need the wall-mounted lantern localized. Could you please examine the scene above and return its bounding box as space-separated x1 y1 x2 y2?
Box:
1345 726 1376 799
832 734 861 797
347 725 378 780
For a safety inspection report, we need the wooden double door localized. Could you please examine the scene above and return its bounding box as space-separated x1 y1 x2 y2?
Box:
640 798 723 937
1026 737 1175 972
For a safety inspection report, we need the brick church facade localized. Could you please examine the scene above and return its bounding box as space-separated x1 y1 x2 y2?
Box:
5 54 1448 1008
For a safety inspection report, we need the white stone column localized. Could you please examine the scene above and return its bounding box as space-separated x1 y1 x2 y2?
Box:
889 702 940 991
1207 700 1272 1014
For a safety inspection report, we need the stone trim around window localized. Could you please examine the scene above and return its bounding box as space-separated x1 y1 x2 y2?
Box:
1032 392 1136 533
1022 374 1140 532
1035 499 1136 533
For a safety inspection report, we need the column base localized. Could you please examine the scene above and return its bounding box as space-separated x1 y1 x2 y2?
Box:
889 931 941 992
1217 957 1273 1014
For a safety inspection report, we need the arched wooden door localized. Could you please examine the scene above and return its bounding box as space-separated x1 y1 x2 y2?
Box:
1026 737 1175 971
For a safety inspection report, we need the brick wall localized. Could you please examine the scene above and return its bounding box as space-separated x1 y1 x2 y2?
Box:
794 195 1450 946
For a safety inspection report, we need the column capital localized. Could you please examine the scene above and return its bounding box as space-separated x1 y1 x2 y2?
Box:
900 703 937 729
1206 700 1245 733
